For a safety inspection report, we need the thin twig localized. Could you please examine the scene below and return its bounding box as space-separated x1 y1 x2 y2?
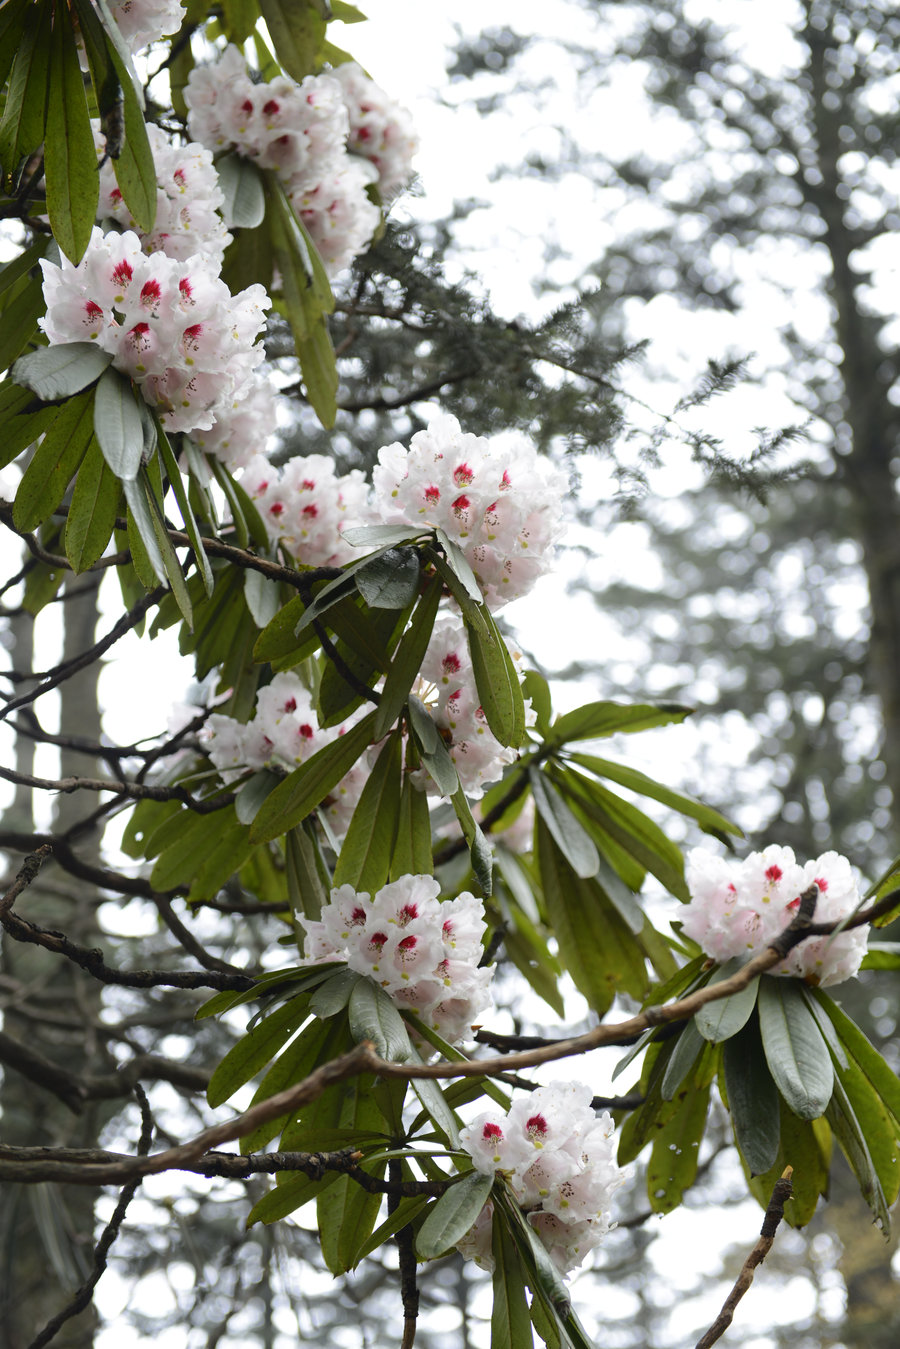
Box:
26 1084 155 1349
694 1167 794 1349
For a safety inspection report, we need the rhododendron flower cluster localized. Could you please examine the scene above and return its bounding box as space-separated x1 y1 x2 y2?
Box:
184 46 391 277
682 845 868 986
300 875 493 1045
191 374 280 471
202 673 365 837
458 1083 627 1275
240 452 369 565
110 0 185 53
372 414 568 607
39 228 268 435
94 122 232 265
331 61 418 196
287 157 381 278
412 612 531 798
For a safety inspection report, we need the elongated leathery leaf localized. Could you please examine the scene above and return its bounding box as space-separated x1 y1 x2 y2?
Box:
694 958 760 1043
348 978 412 1062
758 977 834 1120
65 435 121 571
333 730 403 891
13 343 113 402
216 152 266 228
0 0 51 170
491 1211 533 1349
44 0 98 262
13 387 95 531
94 367 145 481
206 995 312 1108
250 711 377 843
416 1171 493 1261
529 766 599 879
548 699 693 746
723 1013 781 1176
660 1018 706 1101
374 574 443 740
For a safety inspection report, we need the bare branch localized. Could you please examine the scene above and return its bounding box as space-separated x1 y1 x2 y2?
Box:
26 1085 155 1349
694 1167 794 1349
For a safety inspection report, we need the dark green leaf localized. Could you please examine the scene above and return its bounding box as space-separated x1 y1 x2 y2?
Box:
810 990 900 1129
94 367 145 480
529 767 599 879
348 978 412 1062
758 978 834 1120
250 711 376 842
65 434 121 571
355 546 422 609
451 784 493 896
234 770 282 826
44 0 99 262
247 1169 341 1226
12 343 113 401
660 1019 706 1101
536 818 649 1015
342 524 425 549
309 968 362 1019
416 1171 493 1260
0 0 51 169
285 821 331 922
357 1195 432 1263
569 752 740 839
13 387 94 531
258 0 327 81
373 572 443 739
333 730 402 891
206 995 312 1108
253 593 320 669
408 696 459 796
406 1043 460 1148
158 423 214 596
647 1074 712 1213
694 959 760 1043
825 1075 891 1229
548 700 692 745
521 669 552 737
0 272 46 371
71 0 156 233
723 1013 781 1176
390 774 434 880
434 528 483 601
491 1210 534 1349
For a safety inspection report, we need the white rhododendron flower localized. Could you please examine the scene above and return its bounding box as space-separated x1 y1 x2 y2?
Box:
39 228 269 435
682 844 868 986
300 875 493 1045
331 60 418 196
201 673 366 838
186 49 348 189
191 374 280 471
94 122 232 265
288 157 382 279
240 452 369 566
411 612 532 798
458 1082 627 1275
110 0 185 52
372 414 568 607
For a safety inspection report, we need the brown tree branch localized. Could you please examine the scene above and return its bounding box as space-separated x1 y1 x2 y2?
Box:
694 1167 794 1349
26 1085 155 1349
